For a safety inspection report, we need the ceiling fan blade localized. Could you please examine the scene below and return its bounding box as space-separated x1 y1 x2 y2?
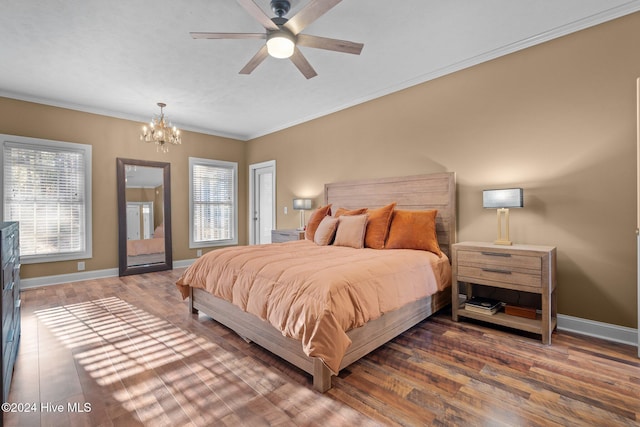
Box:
296 34 363 55
191 32 266 40
239 45 269 75
289 47 317 79
236 0 279 31
284 0 342 35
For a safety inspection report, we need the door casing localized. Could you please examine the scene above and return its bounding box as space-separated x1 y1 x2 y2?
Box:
249 160 276 245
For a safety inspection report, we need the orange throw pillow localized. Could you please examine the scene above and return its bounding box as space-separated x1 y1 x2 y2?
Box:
305 204 332 241
334 207 368 217
386 209 442 256
364 202 396 249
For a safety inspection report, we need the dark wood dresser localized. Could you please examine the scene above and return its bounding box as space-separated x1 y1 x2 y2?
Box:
1 222 20 403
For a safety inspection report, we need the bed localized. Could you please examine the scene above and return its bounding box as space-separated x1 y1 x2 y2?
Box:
126 237 164 256
126 225 165 256
177 172 456 392
126 225 166 266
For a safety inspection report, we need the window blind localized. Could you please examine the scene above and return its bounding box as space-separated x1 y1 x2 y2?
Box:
191 161 236 244
3 140 90 260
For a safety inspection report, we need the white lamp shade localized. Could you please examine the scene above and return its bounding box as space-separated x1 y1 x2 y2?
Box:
293 198 312 210
483 188 524 209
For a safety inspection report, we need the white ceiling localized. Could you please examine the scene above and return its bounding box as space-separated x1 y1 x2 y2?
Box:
1 1 639 141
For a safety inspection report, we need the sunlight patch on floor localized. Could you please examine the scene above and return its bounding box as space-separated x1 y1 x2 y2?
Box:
33 296 377 425
35 297 219 423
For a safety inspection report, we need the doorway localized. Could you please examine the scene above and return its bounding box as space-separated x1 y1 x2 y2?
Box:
249 160 276 245
126 202 154 241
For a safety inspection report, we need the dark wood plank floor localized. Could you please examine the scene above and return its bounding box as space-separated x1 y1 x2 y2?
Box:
5 269 640 426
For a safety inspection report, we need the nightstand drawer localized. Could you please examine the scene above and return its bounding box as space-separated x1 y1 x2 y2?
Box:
457 250 541 271
457 265 542 290
271 229 304 243
456 249 542 290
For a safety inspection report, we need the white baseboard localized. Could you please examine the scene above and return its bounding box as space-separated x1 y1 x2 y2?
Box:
557 314 638 347
173 259 196 268
20 259 197 289
21 267 120 289
19 267 639 350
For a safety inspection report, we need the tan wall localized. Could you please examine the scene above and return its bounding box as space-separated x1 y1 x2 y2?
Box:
1 12 638 328
247 13 640 328
0 98 247 279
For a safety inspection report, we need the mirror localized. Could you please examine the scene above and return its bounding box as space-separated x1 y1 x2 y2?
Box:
117 158 172 276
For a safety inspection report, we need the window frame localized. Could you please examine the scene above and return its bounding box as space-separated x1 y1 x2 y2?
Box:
1 134 92 264
189 157 238 248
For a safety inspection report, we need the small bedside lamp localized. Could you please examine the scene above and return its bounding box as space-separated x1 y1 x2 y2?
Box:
293 198 312 230
483 188 524 245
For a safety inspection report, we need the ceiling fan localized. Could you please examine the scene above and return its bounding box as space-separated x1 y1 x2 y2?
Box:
190 0 364 79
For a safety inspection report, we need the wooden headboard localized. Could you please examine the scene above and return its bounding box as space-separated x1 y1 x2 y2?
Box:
324 172 457 258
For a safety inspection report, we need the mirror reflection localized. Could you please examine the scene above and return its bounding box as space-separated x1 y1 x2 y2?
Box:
125 165 165 267
117 158 172 276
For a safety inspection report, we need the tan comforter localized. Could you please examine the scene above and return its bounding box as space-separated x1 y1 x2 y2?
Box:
176 240 451 373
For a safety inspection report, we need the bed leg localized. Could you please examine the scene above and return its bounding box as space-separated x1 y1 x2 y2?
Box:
238 335 252 344
312 359 332 393
189 288 198 314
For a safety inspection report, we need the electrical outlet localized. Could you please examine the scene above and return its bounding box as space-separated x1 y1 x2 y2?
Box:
196 249 202 257
77 261 85 271
284 206 288 215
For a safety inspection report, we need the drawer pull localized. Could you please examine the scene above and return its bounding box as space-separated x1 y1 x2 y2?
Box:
481 251 512 257
482 268 512 275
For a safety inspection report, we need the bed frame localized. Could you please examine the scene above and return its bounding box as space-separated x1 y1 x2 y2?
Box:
189 172 456 392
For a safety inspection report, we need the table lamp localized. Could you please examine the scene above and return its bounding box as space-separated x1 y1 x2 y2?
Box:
293 198 312 230
482 188 524 245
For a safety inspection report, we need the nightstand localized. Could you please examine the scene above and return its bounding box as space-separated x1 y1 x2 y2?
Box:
271 229 305 243
452 241 557 344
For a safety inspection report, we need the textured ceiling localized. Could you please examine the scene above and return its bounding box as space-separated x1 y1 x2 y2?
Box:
1 1 639 140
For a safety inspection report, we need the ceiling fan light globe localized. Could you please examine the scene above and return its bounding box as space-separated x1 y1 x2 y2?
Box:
267 33 295 59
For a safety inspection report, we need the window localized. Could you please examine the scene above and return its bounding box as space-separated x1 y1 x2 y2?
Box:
1 135 92 264
189 157 238 248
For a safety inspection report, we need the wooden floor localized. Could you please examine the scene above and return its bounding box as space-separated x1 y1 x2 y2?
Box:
5 269 640 426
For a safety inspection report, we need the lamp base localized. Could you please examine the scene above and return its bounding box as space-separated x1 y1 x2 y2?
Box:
495 208 513 246
493 239 513 246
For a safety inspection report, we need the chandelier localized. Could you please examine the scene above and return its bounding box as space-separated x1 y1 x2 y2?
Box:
140 102 182 153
